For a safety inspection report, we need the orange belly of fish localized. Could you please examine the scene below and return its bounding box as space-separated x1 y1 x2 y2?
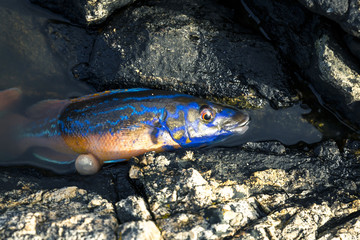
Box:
62 127 180 163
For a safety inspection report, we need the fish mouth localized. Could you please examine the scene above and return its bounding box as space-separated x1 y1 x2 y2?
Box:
223 112 250 134
238 114 250 127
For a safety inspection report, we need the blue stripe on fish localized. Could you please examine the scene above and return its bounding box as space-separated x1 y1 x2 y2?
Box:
71 92 190 114
59 93 170 136
103 159 127 164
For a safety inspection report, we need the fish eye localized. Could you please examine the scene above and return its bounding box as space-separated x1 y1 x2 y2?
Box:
199 106 215 122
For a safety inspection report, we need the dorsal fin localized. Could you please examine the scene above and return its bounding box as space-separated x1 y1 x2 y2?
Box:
70 88 151 103
26 99 70 119
0 88 22 110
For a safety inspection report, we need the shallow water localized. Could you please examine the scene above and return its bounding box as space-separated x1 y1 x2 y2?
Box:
224 104 322 146
221 95 357 147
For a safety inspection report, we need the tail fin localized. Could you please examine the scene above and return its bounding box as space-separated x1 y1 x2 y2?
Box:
0 88 70 161
0 88 26 160
0 113 28 160
16 98 71 154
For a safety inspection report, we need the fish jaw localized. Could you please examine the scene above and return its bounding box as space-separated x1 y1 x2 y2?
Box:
221 110 250 135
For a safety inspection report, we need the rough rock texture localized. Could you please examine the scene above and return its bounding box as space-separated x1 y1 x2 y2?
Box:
30 0 136 25
118 221 162 240
35 0 299 109
0 166 116 239
297 0 360 38
79 0 298 109
245 0 360 129
0 164 164 240
309 30 360 129
129 140 360 239
115 195 152 222
0 186 118 239
2 0 360 239
2 139 360 239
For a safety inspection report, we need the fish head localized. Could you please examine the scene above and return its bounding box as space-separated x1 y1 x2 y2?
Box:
164 99 249 148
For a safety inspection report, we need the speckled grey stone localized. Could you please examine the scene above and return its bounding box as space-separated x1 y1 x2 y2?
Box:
117 220 162 240
115 195 152 222
0 186 118 239
129 139 360 239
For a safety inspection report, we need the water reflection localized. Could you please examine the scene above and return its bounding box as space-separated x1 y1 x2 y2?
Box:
217 103 323 147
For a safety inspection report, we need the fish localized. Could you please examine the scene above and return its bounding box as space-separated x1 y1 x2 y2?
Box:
0 88 249 175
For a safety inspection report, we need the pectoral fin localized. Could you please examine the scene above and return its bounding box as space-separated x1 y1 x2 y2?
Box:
33 149 102 175
33 147 76 165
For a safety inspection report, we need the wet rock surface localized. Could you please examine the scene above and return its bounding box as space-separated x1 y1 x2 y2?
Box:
41 0 298 109
30 0 136 25
1 0 360 239
297 0 360 38
245 0 360 128
84 0 297 109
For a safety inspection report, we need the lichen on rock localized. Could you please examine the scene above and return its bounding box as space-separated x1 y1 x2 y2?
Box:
0 186 118 239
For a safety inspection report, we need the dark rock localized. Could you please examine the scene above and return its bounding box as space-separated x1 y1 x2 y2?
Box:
115 195 151 222
0 1 92 100
241 141 287 154
310 31 360 130
245 0 360 129
344 34 360 61
297 0 360 38
45 22 96 82
30 0 136 25
85 0 298 108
